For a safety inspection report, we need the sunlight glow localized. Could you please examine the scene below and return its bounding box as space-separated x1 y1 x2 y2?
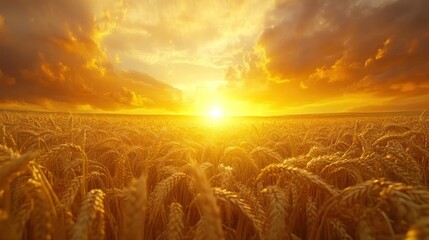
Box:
209 106 223 119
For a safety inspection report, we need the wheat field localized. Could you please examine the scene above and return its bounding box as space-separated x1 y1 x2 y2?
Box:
0 111 428 240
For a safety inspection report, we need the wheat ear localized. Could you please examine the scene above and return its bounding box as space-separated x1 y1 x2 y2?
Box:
165 202 185 240
71 189 105 240
123 173 148 240
0 151 38 187
257 164 339 196
262 185 290 240
191 163 224 240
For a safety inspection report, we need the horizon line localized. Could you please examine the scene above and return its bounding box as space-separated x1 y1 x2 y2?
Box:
1 108 427 118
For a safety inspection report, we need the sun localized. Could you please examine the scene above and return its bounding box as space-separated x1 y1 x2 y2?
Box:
209 106 223 119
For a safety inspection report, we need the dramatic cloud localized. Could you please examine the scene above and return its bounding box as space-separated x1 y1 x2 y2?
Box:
1 0 428 115
225 0 429 113
0 0 183 112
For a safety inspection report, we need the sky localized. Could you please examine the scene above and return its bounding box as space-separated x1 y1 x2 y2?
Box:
0 0 428 116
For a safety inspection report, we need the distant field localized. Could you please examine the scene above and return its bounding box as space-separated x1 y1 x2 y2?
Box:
1 111 428 239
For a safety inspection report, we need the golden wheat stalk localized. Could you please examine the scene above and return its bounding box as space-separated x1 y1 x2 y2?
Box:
165 202 185 240
60 176 83 208
372 130 421 147
23 178 53 240
71 189 105 240
191 163 224 240
257 164 339 196
148 172 188 223
213 187 265 235
262 185 290 240
329 219 352 240
0 150 38 187
123 173 148 240
309 180 386 240
306 196 317 228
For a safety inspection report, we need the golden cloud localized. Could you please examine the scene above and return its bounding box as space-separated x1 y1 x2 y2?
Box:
223 0 429 113
0 0 183 112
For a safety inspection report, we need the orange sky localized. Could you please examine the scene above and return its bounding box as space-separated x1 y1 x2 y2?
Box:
0 0 428 116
